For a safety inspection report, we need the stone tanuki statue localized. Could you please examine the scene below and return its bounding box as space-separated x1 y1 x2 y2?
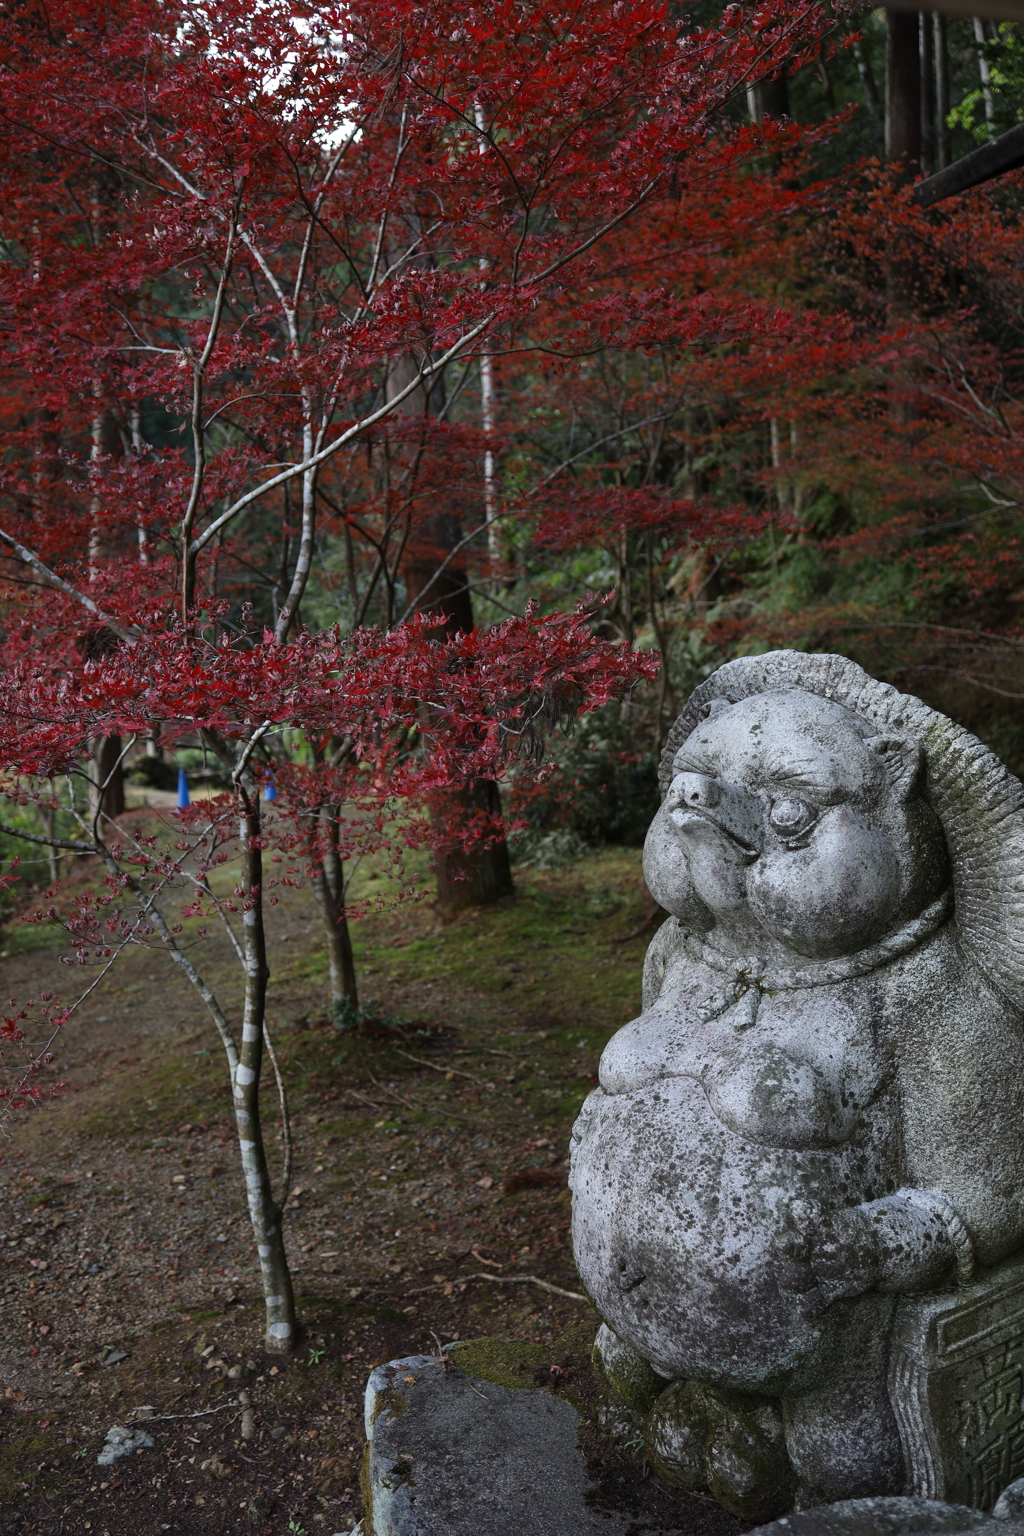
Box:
570 652 1024 1523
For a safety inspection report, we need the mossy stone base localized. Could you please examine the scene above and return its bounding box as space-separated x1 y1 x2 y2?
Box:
592 1320 669 1414
646 1378 796 1525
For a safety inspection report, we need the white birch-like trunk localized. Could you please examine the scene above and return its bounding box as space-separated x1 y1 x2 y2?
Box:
480 353 500 562
274 406 317 644
21 762 299 1355
130 406 149 565
234 781 297 1352
973 18 995 133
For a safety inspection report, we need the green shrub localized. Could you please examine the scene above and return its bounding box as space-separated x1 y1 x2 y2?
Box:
508 701 660 864
126 755 178 790
0 798 62 930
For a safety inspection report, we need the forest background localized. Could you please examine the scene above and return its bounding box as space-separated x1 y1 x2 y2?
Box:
4 0 1024 910
4 0 1019 897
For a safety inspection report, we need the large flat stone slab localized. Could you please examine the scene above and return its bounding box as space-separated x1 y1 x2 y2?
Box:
362 1352 642 1535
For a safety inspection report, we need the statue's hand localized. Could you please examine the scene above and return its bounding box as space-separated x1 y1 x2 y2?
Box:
774 1200 881 1316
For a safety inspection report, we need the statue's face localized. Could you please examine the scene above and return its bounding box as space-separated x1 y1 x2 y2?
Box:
644 690 943 959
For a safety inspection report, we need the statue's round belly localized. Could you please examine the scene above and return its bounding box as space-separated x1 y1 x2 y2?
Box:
570 1078 893 1396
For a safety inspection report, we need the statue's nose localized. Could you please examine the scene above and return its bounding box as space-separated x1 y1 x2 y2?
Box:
667 772 763 855
670 773 722 811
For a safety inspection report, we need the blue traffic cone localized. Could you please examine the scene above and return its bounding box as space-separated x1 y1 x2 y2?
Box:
177 768 190 809
263 773 277 802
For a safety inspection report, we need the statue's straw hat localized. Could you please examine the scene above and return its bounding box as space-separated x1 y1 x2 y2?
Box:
660 649 1024 1014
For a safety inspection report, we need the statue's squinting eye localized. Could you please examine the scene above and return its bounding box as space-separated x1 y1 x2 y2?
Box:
769 796 818 843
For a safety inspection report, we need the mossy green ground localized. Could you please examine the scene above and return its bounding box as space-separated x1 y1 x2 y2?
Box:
0 843 660 1536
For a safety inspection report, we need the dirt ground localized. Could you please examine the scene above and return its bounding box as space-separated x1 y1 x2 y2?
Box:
0 831 724 1536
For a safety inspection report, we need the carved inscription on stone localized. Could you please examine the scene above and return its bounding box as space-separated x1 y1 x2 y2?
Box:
890 1256 1024 1509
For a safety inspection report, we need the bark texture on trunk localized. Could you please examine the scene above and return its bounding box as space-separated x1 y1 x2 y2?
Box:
90 807 297 1356
432 777 514 918
920 11 936 176
388 355 515 919
747 75 791 124
887 9 923 172
935 14 952 170
90 735 125 826
234 786 297 1353
313 802 358 1008
402 547 514 918
887 9 924 320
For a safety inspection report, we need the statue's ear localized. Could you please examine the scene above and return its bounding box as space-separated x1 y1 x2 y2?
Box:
697 696 734 723
869 734 923 800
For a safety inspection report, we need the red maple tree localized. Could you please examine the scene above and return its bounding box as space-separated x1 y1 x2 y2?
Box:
0 0 853 1348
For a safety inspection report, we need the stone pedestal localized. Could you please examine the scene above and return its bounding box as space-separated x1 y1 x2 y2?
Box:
890 1256 1024 1509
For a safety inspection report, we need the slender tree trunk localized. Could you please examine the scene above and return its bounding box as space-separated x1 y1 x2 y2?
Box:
34 783 299 1357
852 35 882 121
88 397 106 580
790 420 805 525
274 399 317 645
234 783 296 1352
39 801 60 885
747 75 790 124
313 802 358 1008
887 9 923 320
480 353 500 562
83 398 125 827
935 14 952 169
973 18 995 134
769 418 788 515
130 405 149 565
920 12 936 176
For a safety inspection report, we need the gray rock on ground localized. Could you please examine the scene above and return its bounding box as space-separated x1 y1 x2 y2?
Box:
995 1484 1024 1522
96 1424 155 1465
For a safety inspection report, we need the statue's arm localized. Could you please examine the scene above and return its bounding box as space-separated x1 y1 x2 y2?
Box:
779 965 1024 1308
775 1191 966 1312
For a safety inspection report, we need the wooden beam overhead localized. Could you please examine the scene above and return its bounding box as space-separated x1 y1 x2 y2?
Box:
914 121 1024 205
